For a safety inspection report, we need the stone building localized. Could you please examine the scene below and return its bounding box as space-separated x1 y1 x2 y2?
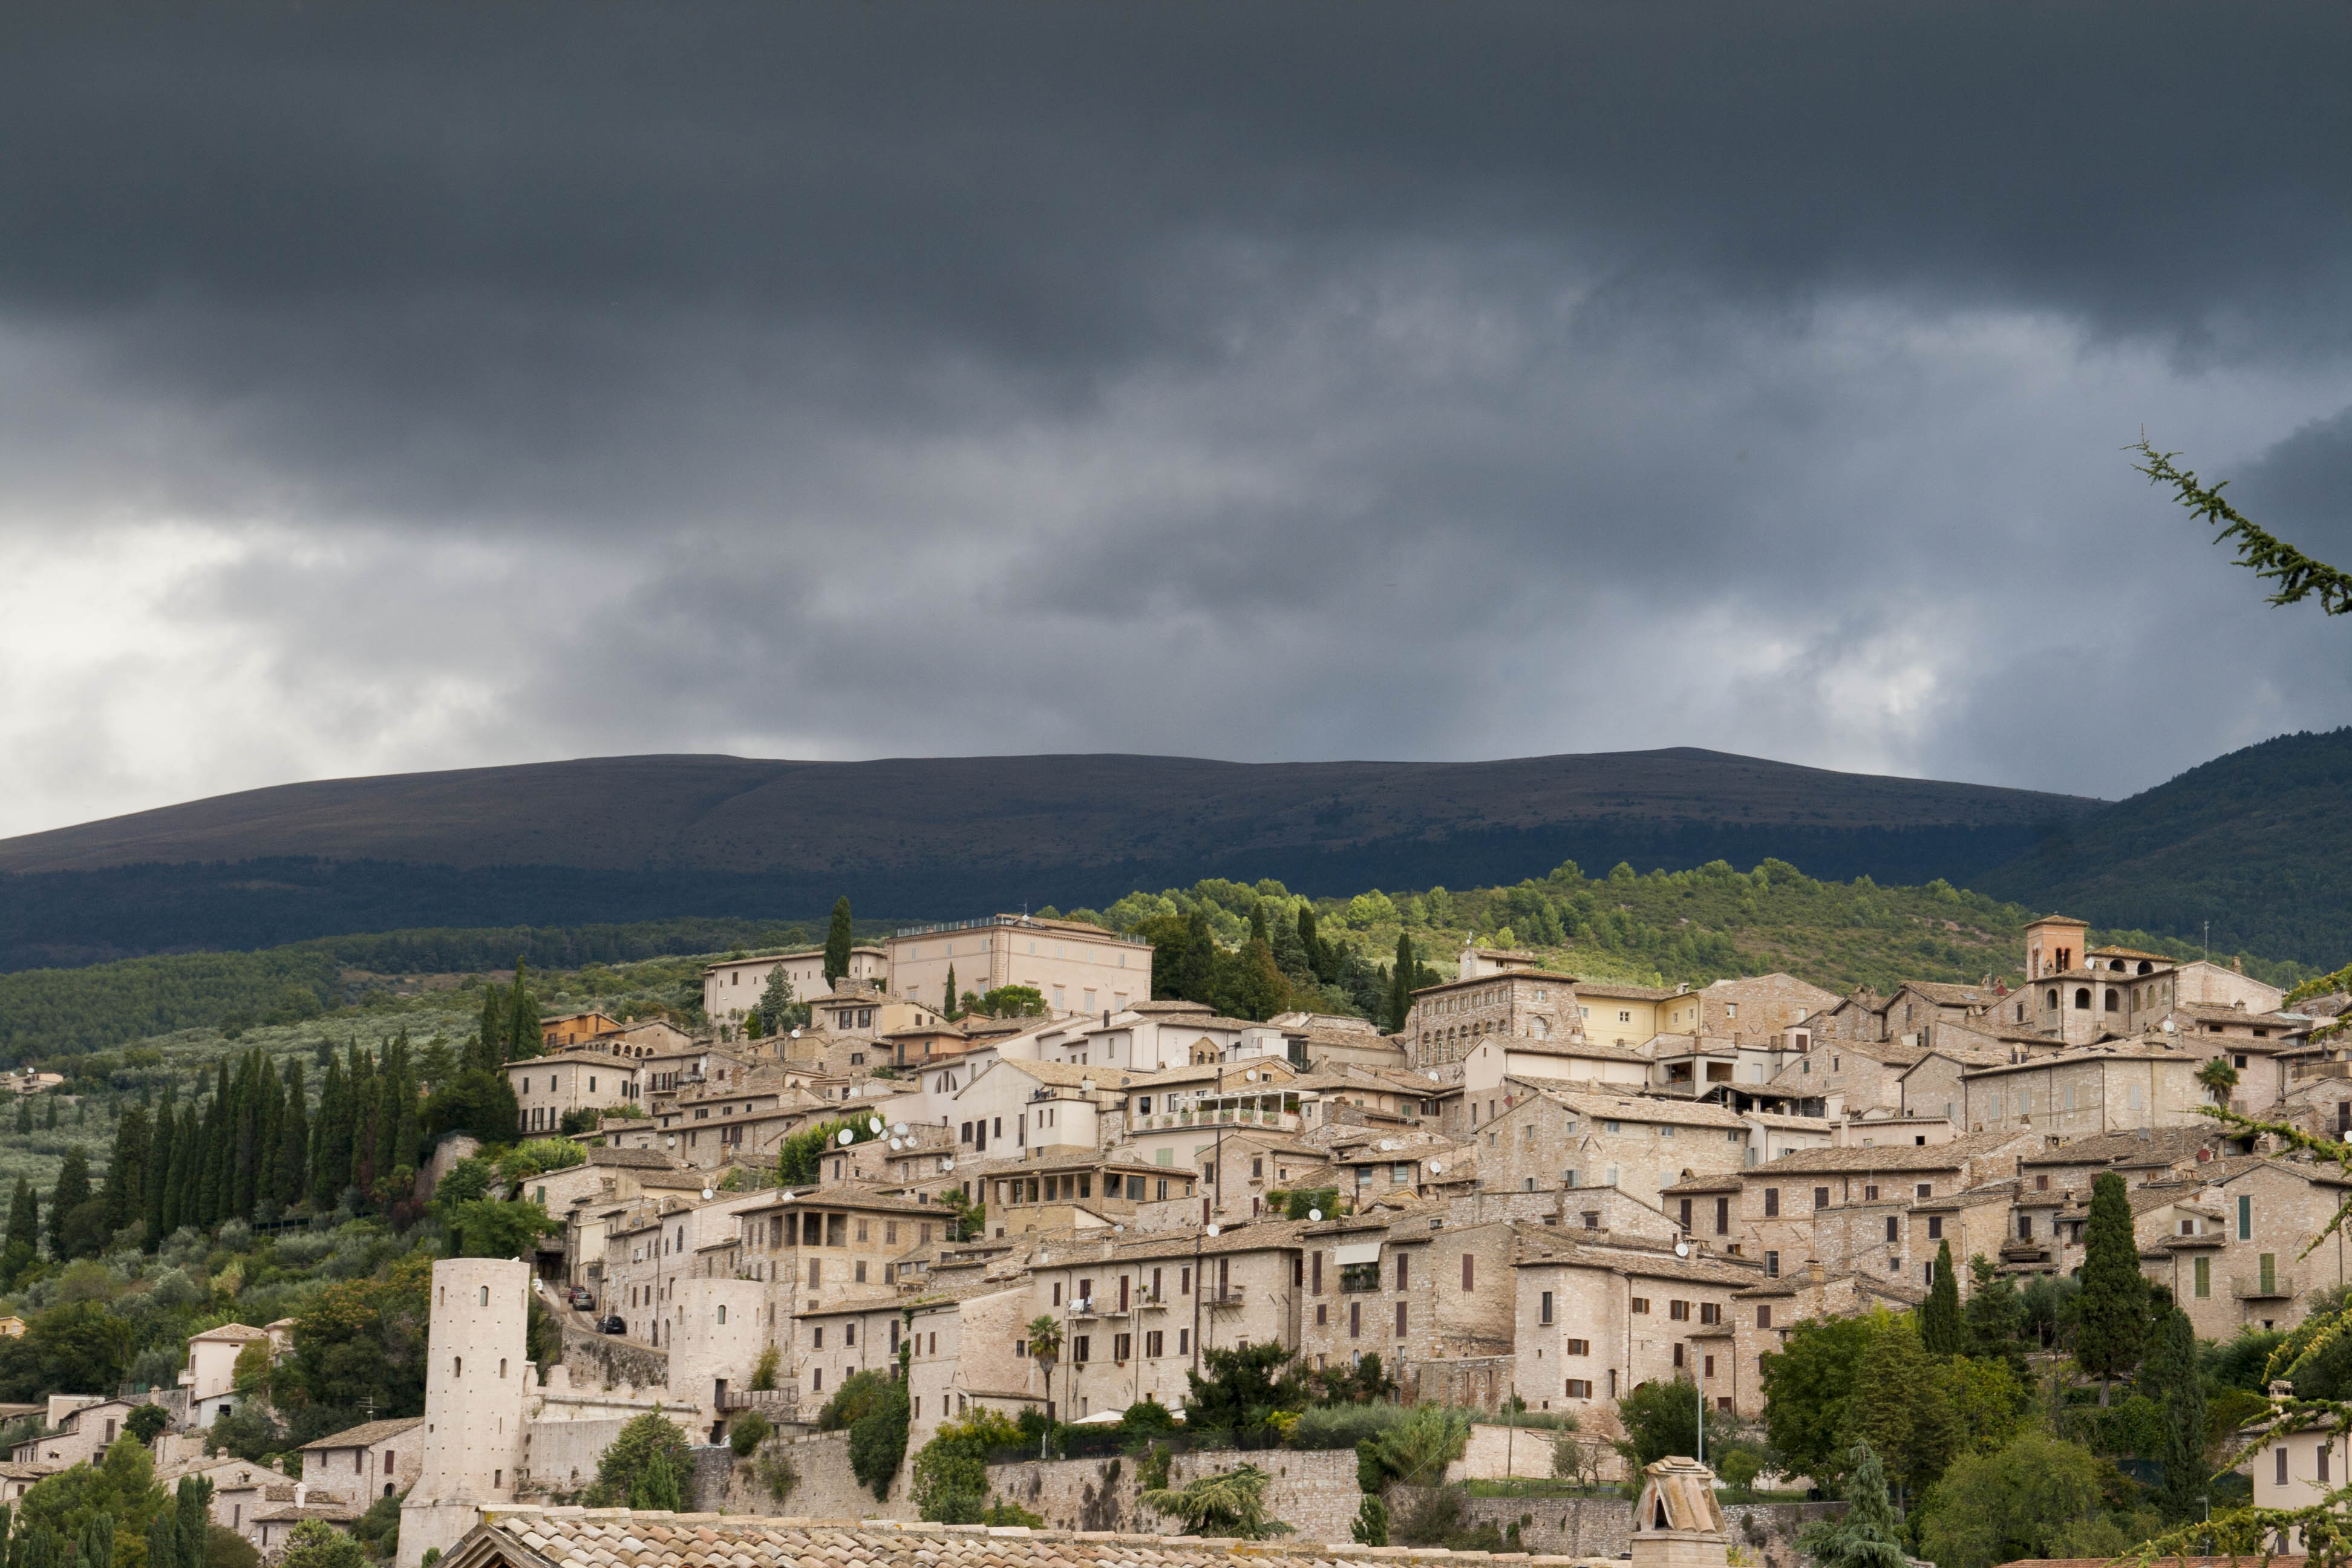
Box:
1724 1263 1923 1419
886 915 1153 1021
298 1416 424 1504
701 947 887 1031
1733 1129 2040 1286
1405 969 1588 1076
1759 1037 1923 1119
508 1052 644 1135
1958 1038 2204 1137
1512 1230 1765 1416
1471 1086 1751 1203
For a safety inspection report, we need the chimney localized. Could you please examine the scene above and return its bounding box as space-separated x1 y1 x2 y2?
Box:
1806 1259 1825 1284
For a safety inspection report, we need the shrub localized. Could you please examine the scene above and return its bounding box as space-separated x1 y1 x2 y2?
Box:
911 1410 1027 1523
730 1411 773 1458
750 1345 780 1392
1289 1403 1406 1451
582 1412 691 1507
1140 1463 1290 1539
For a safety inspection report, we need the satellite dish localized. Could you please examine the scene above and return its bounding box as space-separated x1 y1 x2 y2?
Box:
942 1158 955 1171
1674 1240 1690 1258
701 1187 714 1201
1205 1224 1221 1238
1428 1161 1444 1174
838 1129 855 1145
1244 1070 1257 1082
1307 1208 1323 1222
889 1138 903 1150
895 1122 908 1135
1426 1070 1440 1081
1379 1139 1396 1151
869 1117 884 1133
1114 1224 1126 1233
790 1028 802 1039
1081 1080 1094 1094
776 1191 794 1203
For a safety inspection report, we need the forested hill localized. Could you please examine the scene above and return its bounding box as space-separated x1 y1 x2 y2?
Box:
0 749 2097 968
1979 727 2352 966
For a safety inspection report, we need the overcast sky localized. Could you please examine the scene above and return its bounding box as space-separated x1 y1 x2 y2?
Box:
2 1 2349 839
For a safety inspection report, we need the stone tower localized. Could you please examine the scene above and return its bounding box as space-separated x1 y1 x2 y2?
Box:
398 1258 532 1568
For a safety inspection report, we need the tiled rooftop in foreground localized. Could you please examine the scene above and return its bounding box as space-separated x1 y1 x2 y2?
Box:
444 1508 1609 1568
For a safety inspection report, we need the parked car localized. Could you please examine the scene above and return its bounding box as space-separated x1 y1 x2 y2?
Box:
598 1315 626 1336
569 1287 596 1312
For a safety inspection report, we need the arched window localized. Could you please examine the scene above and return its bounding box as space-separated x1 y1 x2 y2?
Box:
454 1356 463 1376
479 1285 489 1307
2105 989 2120 1012
2045 990 2059 1010
2074 988 2092 1010
2137 961 2154 975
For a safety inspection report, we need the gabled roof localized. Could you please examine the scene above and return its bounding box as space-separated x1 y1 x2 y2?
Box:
188 1324 271 1343
298 1417 423 1451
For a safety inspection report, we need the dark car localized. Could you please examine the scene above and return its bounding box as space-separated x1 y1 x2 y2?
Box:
598 1315 627 1335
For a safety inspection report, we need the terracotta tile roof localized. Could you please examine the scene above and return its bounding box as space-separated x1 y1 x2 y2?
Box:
453 1509 1614 1568
1750 1128 2025 1174
587 1148 679 1169
297 1416 423 1451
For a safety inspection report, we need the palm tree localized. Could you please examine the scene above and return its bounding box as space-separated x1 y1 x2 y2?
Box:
1026 1314 1063 1365
2197 1056 2240 1108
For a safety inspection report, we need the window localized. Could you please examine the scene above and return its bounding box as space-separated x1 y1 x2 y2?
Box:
1884 1217 1899 1244
2279 1447 2289 1486
1669 1299 1690 1321
1814 1186 1830 1209
2018 1216 2033 1240
1756 1304 1772 1328
1397 1255 1410 1290
1540 1291 1554 1324
1764 1252 1779 1278
2195 1256 2212 1299
1146 1330 1163 1356
1461 1255 1474 1291
1566 1379 1594 1399
1764 1188 1779 1217
1394 1301 1407 1337
1349 1302 1361 1339
1631 1296 1650 1314
2240 1195 2253 1240
1864 1184 1879 1201
1927 1217 1942 1240
1715 1197 1730 1235
1564 1338 1590 1355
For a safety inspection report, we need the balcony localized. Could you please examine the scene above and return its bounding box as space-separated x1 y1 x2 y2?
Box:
1206 1289 1247 1309
2233 1270 2298 1300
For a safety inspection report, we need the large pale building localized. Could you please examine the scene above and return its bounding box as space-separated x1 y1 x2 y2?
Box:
701 947 887 1028
887 915 1152 1019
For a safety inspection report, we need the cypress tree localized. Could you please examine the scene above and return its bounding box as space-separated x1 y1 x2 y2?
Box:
824 897 855 988
275 1062 310 1209
2076 1170 2151 1404
1178 907 1217 1003
7 1177 36 1253
312 1057 349 1207
1298 904 1331 983
507 967 540 1060
78 1512 113 1568
145 1106 175 1248
175 1476 209 1568
165 1104 198 1236
943 965 957 1019
19 1526 60 1568
253 1056 282 1215
2146 1305 2209 1519
15 1098 28 1135
145 1508 177 1568
477 987 505 1072
1248 901 1270 945
47 1148 91 1258
229 1052 259 1223
391 1079 421 1180
103 1106 151 1235
41 1098 55 1131
1388 932 1416 1033
1920 1240 1962 1355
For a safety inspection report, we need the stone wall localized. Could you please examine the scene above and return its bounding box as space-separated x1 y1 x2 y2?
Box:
988 1448 1362 1544
561 1318 671 1391
1401 1491 1843 1566
721 1430 916 1521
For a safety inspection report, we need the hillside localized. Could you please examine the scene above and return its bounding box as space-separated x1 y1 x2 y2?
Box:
0 749 2097 968
2 858 2306 1068
1979 727 2352 967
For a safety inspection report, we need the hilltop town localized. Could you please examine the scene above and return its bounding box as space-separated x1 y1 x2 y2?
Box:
5 902 2350 1568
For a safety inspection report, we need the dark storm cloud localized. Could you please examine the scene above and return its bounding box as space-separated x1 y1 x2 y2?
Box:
1 0 2350 835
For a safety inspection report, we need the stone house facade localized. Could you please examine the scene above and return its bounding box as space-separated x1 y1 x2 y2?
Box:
1511 1233 1765 1417
886 915 1153 1021
1760 1039 1922 1119
298 1416 424 1505
1471 1086 1750 1202
1958 1042 2203 1137
509 1051 644 1134
1406 970 1588 1076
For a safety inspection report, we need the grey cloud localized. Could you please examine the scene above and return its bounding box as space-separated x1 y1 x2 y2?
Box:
2 1 2352 838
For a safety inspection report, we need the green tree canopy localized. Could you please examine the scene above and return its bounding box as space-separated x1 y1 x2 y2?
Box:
1921 1240 1962 1355
1613 1376 1734 1472
1799 1442 1909 1568
1180 1342 1307 1440
823 898 855 987
1760 1312 1874 1488
1916 1430 2115 1568
273 1522 368 1568
910 1410 1026 1523
587 1411 692 1508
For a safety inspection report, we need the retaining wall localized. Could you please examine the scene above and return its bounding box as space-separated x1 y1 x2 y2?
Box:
987 1448 1362 1542
561 1319 671 1391
1397 1491 1843 1564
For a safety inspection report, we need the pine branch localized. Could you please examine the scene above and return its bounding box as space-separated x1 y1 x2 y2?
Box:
2134 437 2352 615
